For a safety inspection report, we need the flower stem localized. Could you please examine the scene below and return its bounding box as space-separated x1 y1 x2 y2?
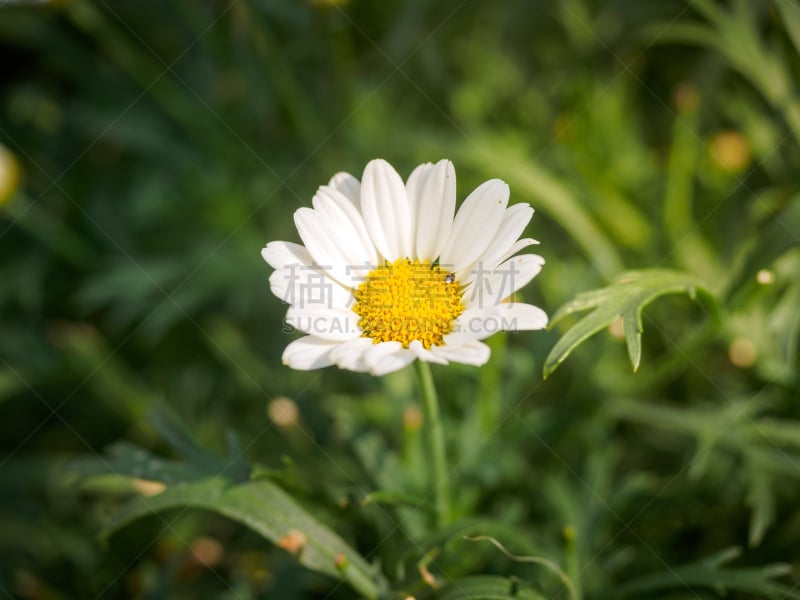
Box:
415 361 450 527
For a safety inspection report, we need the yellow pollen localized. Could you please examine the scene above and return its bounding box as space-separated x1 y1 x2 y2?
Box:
353 258 464 349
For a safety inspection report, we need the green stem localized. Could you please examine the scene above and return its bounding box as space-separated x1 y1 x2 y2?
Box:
564 526 583 600
477 332 506 435
415 361 450 527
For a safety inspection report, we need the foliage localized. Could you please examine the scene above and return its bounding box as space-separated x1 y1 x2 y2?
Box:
1 0 799 598
543 268 716 376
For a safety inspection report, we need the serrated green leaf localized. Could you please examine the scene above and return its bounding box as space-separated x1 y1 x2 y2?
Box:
437 576 547 600
544 269 715 377
101 477 385 599
607 396 800 547
651 0 800 143
614 546 797 599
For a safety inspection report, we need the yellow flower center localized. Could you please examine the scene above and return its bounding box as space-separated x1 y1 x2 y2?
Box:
353 258 464 349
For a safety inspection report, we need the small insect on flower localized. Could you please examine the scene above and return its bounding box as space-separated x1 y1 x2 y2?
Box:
262 158 548 376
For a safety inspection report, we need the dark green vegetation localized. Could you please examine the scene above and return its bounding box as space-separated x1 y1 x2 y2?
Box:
1 0 799 598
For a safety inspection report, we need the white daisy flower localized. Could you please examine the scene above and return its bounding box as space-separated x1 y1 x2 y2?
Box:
262 159 548 376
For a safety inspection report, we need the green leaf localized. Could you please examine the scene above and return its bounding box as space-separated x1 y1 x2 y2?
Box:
102 477 386 599
726 198 800 302
0 0 64 8
614 546 798 599
361 489 431 510
437 576 547 600
606 397 800 551
662 99 722 286
544 269 715 377
149 403 250 482
774 0 800 57
464 536 578 600
69 441 208 485
149 403 223 466
71 408 251 486
418 518 543 558
652 0 800 143
745 454 775 548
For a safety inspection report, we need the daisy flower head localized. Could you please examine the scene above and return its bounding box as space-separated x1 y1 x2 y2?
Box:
262 159 547 376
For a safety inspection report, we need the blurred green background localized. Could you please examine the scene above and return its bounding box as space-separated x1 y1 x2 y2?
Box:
1 0 799 598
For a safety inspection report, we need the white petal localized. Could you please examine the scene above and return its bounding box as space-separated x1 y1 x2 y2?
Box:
282 336 339 370
447 300 544 341
364 341 416 376
294 207 373 288
491 302 549 331
261 241 313 271
447 301 547 341
312 185 378 268
328 172 361 207
285 307 361 341
330 338 373 372
409 340 449 365
462 254 545 309
360 159 413 261
269 265 352 308
498 237 539 265
439 179 509 277
263 241 352 308
406 159 456 260
431 340 491 366
405 162 432 242
449 307 500 341
405 162 433 196
462 204 533 282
